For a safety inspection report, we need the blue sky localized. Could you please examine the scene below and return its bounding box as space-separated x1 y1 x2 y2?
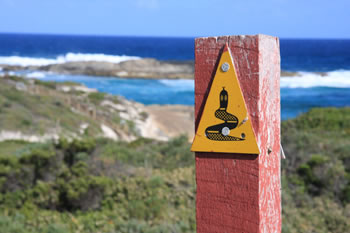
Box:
0 0 348 38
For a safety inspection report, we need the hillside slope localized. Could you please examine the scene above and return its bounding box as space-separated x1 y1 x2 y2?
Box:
0 75 194 142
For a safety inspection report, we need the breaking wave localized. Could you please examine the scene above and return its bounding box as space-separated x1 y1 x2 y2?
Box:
0 53 141 66
281 70 350 88
159 79 194 91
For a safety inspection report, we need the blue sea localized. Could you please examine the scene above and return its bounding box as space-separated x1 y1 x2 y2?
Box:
1 33 350 119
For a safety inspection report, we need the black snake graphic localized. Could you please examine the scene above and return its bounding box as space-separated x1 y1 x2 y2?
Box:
205 88 245 141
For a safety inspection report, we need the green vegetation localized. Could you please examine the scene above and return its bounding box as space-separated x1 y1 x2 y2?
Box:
0 108 349 232
0 75 134 139
0 75 349 232
0 136 195 233
0 75 102 136
87 92 106 105
281 107 350 233
34 79 57 89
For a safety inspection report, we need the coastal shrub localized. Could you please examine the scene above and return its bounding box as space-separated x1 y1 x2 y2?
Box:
34 80 56 89
335 144 350 171
4 101 12 108
29 181 60 210
60 81 80 86
341 173 350 203
284 107 350 131
101 141 144 165
0 213 68 233
0 155 19 175
97 135 193 170
112 114 121 124
0 100 4 113
88 92 106 105
56 138 96 167
57 173 109 211
125 119 138 135
19 147 58 183
0 107 349 232
157 135 193 169
0 214 27 233
21 118 32 127
296 154 344 196
109 95 120 104
2 87 24 102
128 137 154 148
3 75 25 82
53 100 62 107
140 111 148 121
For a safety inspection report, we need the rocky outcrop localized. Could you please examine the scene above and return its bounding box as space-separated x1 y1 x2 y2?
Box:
1 58 194 79
100 97 194 141
0 131 59 142
1 59 327 80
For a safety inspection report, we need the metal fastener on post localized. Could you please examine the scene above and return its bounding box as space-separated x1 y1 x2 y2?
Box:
221 62 230 72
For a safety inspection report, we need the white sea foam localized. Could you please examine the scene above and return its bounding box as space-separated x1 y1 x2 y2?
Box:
0 53 141 66
281 70 350 88
159 79 194 91
0 56 57 66
26 71 46 79
160 71 350 90
56 53 141 63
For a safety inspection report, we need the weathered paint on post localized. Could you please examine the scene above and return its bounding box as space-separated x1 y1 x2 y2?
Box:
194 35 281 233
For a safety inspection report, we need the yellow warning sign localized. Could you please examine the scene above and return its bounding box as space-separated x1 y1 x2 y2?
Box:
191 45 260 154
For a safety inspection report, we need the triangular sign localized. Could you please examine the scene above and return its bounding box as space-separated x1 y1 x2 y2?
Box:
191 44 260 154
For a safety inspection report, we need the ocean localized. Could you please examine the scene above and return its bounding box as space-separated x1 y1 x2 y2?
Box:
0 33 350 119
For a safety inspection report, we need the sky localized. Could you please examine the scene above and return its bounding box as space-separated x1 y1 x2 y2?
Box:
0 0 349 38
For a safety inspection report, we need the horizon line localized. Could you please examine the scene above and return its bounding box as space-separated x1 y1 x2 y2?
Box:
1 31 350 40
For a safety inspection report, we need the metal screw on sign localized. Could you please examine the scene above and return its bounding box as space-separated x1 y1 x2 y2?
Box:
221 62 230 72
221 127 230 136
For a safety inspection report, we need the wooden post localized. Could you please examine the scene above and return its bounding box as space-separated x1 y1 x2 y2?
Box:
194 35 281 233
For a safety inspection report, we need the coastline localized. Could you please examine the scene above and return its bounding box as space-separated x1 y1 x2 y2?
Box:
0 58 329 80
0 59 195 80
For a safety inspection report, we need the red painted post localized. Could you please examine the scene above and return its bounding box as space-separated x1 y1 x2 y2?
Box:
194 35 281 233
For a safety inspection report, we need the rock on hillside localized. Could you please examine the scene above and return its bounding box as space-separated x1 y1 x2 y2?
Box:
99 96 194 141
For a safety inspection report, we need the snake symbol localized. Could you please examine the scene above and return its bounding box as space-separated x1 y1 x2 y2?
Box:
205 87 245 141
